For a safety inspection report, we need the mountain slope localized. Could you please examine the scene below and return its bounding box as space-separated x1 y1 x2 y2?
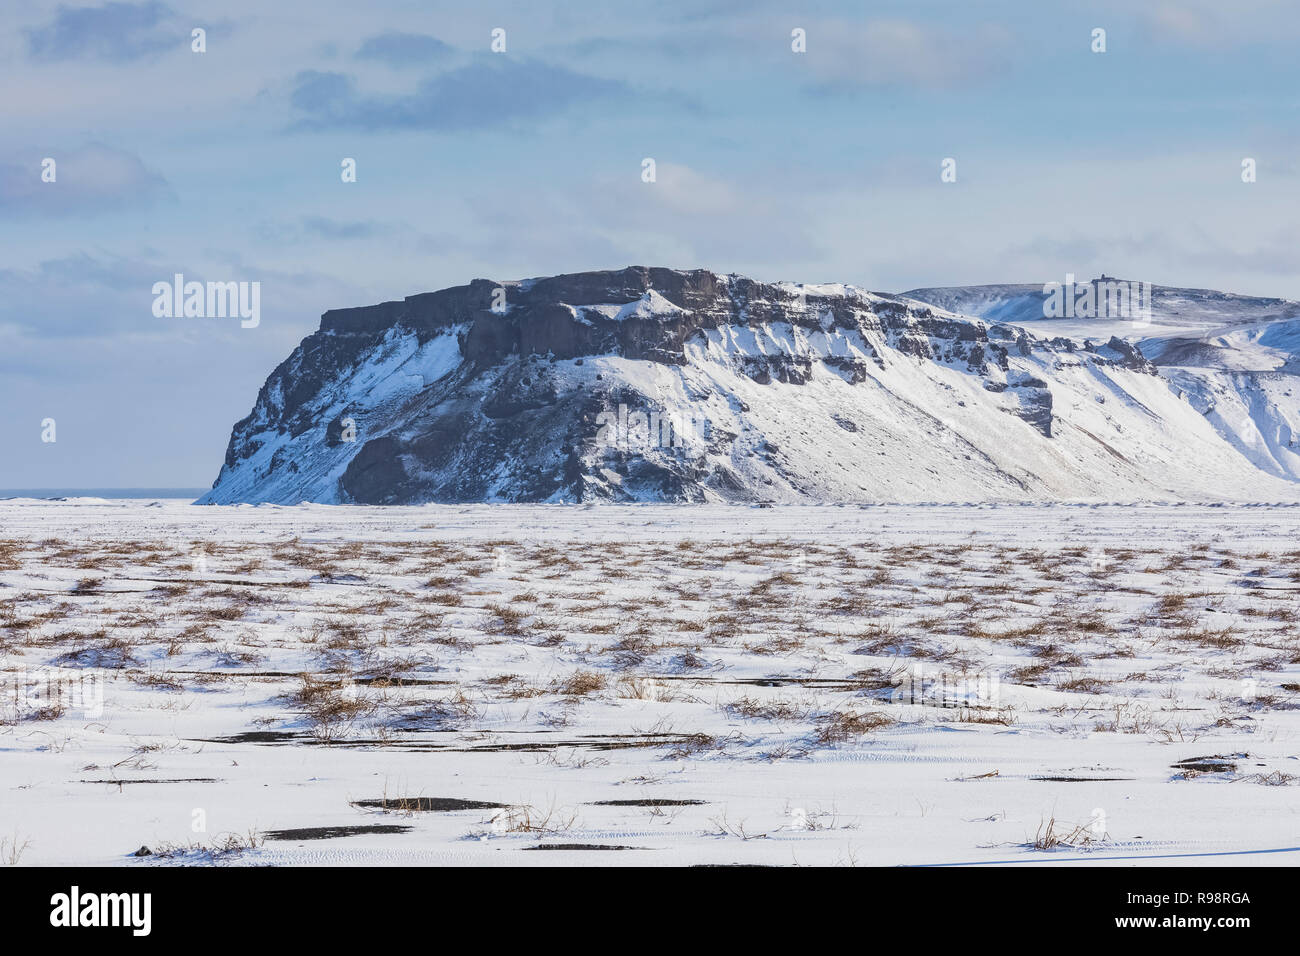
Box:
199 267 1300 504
903 280 1300 483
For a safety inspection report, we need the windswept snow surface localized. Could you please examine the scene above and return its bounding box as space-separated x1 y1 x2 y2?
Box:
3 499 1299 867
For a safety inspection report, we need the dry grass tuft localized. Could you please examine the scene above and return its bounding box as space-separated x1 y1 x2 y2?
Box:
813 709 894 745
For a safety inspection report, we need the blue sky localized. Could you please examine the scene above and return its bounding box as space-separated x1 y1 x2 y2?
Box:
4 0 1300 488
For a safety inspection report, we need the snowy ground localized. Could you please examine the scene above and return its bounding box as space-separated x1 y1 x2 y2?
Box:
2 498 1299 867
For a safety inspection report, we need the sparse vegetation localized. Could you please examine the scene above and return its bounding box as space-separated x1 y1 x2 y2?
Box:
5 513 1300 865
1 832 31 865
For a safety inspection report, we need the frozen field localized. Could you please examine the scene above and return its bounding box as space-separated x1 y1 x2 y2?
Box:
2 498 1299 866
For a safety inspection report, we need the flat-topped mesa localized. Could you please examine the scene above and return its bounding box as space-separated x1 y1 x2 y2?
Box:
314 266 1000 371
198 266 1299 506
319 267 725 332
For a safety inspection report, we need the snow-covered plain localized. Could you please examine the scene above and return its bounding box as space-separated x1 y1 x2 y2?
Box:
3 498 1299 867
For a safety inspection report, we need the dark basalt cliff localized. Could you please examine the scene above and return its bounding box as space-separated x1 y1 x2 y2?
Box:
316 266 997 369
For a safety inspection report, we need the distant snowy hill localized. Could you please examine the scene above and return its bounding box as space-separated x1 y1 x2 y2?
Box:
903 281 1300 483
198 268 1300 504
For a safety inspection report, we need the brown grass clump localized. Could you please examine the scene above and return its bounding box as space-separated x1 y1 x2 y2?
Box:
287 675 375 737
554 670 606 697
726 695 812 722
1030 815 1105 850
1172 627 1243 650
1057 675 1109 694
487 603 528 636
482 803 578 836
812 709 894 745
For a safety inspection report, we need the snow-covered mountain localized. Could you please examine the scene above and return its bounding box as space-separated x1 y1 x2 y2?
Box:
198 267 1300 504
903 280 1300 484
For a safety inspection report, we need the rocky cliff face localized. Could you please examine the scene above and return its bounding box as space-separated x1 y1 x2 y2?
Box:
198 267 1300 504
